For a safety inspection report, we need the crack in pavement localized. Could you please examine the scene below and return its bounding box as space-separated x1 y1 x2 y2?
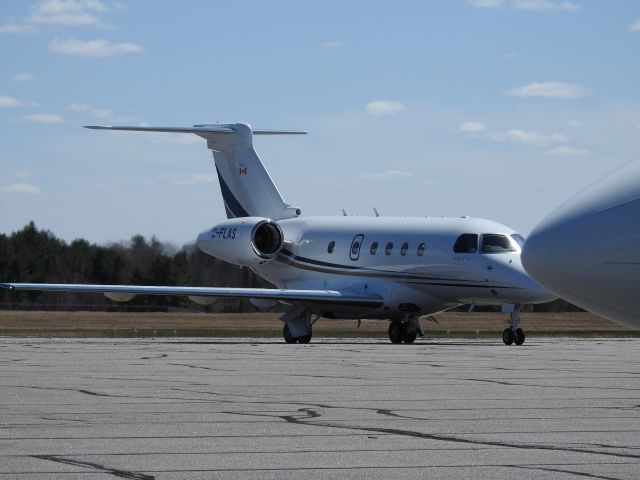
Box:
229 407 640 461
33 455 154 479
139 354 168 360
511 465 624 480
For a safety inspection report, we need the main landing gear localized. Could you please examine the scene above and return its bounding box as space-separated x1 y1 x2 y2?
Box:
502 304 525 346
283 324 312 344
281 307 316 344
388 317 424 344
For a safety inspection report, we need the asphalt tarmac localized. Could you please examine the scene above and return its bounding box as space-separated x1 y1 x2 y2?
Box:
1 337 639 479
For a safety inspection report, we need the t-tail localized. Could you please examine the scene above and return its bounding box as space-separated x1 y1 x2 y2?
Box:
85 123 305 220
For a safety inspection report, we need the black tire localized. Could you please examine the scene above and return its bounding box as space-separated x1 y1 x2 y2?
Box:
388 321 404 344
298 332 312 344
514 328 525 346
502 328 514 346
283 324 296 344
403 331 417 344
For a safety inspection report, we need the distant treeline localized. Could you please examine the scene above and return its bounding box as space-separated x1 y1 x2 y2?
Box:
0 222 272 312
0 222 579 313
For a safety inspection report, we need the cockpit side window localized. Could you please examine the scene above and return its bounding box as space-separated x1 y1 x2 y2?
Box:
453 234 478 253
481 234 517 254
510 234 525 248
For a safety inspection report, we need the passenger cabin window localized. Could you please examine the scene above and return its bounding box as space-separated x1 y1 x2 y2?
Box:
385 242 393 255
417 242 426 256
481 234 517 254
370 241 378 255
351 241 361 256
453 234 478 253
327 241 335 254
400 242 409 256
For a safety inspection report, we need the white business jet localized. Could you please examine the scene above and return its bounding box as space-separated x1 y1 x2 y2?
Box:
1 123 554 344
522 158 640 330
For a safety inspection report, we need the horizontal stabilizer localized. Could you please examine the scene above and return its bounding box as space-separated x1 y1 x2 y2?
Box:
84 125 235 134
84 125 307 135
0 283 383 307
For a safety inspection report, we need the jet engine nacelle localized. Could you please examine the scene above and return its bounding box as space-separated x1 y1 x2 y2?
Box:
197 217 284 267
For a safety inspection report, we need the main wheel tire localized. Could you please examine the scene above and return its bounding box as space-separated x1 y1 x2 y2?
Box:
298 332 312 344
502 328 514 346
514 327 525 346
403 331 417 344
388 321 404 344
283 324 296 344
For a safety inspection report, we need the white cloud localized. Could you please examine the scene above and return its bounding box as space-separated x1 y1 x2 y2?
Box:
29 0 109 27
0 23 39 34
567 120 585 128
12 72 35 82
513 0 582 11
488 129 566 145
458 121 485 133
358 170 413 180
630 20 640 32
467 0 580 10
24 113 65 123
546 146 590 156
67 102 90 111
49 37 144 57
506 81 590 99
147 133 202 146
0 96 38 108
1 183 41 194
320 41 345 48
467 0 503 7
365 100 407 117
32 0 108 15
168 173 217 186
500 52 516 59
420 179 436 187
90 108 112 118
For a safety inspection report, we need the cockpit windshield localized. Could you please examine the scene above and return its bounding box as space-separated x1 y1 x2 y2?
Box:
481 234 517 254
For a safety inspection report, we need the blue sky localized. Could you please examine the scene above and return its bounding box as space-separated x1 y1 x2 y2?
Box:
1 0 639 245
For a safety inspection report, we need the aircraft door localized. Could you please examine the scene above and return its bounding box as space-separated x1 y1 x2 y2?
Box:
350 234 365 261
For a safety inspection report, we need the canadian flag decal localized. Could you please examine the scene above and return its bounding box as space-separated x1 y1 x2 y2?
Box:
239 166 247 176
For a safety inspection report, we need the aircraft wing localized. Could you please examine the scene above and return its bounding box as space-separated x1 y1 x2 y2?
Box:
0 283 383 307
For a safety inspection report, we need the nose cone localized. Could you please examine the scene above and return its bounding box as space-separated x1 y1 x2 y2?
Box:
522 158 640 330
521 217 574 294
503 255 556 304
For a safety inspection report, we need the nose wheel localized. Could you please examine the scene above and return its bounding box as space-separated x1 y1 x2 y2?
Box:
388 317 423 344
502 305 525 346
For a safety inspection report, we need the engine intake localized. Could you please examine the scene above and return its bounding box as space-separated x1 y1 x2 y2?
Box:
252 221 283 259
197 217 284 267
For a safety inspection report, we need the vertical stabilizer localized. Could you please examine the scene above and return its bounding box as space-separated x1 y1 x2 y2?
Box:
199 123 300 220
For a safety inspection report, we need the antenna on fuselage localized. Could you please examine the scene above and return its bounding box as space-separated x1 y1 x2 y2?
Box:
373 207 380 217
341 209 347 216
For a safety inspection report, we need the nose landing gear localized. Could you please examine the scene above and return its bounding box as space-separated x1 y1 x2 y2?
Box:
502 305 525 346
388 316 424 344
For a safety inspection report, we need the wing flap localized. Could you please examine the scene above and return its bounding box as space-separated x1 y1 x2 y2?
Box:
0 283 383 307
